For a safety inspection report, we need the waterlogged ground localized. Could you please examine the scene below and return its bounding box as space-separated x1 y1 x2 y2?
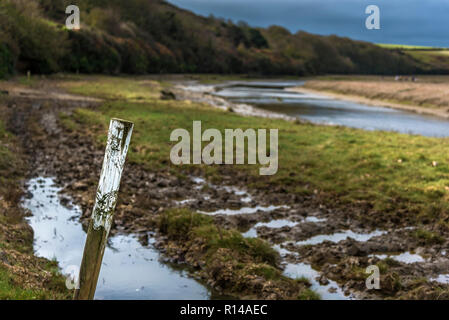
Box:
174 80 449 299
175 175 449 299
24 177 210 300
4 75 449 300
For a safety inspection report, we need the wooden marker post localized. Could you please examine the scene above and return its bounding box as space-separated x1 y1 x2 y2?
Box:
74 118 133 300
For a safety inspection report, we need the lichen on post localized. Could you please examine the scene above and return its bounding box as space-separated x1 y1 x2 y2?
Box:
74 118 133 300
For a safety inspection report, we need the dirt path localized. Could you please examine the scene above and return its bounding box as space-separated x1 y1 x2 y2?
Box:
2 79 449 300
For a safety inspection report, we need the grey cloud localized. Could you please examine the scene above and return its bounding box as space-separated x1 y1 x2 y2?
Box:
167 0 449 47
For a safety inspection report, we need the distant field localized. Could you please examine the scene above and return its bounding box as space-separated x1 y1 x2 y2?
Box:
377 44 442 50
406 50 449 71
377 44 449 72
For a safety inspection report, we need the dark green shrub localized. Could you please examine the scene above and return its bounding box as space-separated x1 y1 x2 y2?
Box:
0 44 14 79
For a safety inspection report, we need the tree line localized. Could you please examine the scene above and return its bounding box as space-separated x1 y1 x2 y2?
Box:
0 0 445 79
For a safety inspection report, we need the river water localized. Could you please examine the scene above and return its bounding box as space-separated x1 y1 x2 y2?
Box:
211 80 449 137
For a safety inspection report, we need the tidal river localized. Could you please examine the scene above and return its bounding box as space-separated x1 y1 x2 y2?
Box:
209 80 449 137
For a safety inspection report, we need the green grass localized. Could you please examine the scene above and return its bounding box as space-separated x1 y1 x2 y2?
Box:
158 208 214 241
376 44 449 71
0 263 68 300
297 288 321 300
377 44 442 50
61 76 449 227
406 50 449 70
412 229 445 245
0 268 46 300
157 208 316 299
159 209 279 266
60 76 163 101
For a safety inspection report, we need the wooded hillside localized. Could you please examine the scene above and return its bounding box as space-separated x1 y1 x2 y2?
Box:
0 0 445 78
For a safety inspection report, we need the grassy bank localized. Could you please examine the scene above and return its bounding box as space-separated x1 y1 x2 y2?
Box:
377 44 449 73
157 208 318 299
377 44 442 50
58 75 449 229
0 106 69 299
301 77 449 117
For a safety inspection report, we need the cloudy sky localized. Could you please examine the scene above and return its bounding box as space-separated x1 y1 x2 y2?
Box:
167 0 449 47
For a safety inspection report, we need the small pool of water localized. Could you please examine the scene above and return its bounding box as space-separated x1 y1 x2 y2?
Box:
431 274 449 284
272 245 349 300
370 252 426 264
295 230 386 246
24 177 210 300
199 205 288 216
242 219 298 238
191 176 253 203
304 216 327 223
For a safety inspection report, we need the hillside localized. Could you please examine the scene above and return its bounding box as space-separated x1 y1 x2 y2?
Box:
0 0 447 78
378 44 449 74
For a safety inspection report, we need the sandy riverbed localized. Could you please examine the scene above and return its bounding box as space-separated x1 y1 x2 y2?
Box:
292 80 449 119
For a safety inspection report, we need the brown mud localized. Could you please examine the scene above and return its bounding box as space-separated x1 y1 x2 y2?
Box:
1 79 449 299
0 89 69 298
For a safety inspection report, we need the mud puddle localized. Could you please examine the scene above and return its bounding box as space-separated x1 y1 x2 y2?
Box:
273 244 350 300
295 230 386 246
199 205 288 216
242 216 326 238
24 177 211 300
370 252 426 264
189 174 448 299
187 175 353 298
243 219 299 238
431 275 449 284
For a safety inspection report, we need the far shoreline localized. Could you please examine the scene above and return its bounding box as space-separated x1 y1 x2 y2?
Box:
290 86 449 120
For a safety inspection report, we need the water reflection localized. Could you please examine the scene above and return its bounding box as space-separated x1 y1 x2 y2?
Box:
24 177 210 300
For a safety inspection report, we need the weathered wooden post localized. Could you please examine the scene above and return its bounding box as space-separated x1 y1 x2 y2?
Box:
73 118 133 300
